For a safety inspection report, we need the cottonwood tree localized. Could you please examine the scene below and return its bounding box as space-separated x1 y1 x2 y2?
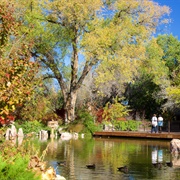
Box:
19 0 170 123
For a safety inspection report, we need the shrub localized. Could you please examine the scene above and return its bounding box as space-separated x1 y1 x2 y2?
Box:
102 97 130 126
0 155 40 180
114 120 141 131
0 140 41 180
76 109 102 135
15 120 49 134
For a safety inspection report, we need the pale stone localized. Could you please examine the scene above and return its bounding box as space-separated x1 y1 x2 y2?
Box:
172 155 180 167
73 132 78 140
81 134 84 138
60 132 72 141
18 136 23 146
55 174 66 180
42 167 56 180
39 130 48 141
18 128 24 137
170 139 180 154
10 124 17 137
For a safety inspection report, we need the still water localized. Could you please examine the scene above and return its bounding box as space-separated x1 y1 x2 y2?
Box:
38 137 180 180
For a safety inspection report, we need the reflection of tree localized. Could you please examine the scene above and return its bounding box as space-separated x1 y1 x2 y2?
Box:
47 139 58 156
35 138 179 179
98 139 171 179
101 140 141 172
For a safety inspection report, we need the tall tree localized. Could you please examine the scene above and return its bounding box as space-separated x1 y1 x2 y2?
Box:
156 35 180 108
126 37 170 119
21 0 170 123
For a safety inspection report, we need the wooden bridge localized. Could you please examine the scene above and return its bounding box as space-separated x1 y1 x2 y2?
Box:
93 131 180 140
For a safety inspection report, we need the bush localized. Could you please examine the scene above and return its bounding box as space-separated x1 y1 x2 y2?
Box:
0 140 41 180
15 120 49 135
114 120 141 131
0 155 40 180
76 109 102 135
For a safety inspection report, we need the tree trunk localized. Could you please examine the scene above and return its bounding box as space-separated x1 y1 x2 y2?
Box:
64 91 77 123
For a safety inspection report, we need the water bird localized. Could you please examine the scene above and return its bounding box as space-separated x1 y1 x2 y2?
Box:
152 163 162 169
57 161 66 166
86 164 95 169
166 162 173 167
117 166 128 173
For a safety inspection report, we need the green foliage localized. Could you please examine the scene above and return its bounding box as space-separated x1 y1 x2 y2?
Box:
76 109 102 135
127 120 142 131
128 74 163 119
15 120 49 134
141 38 169 85
0 0 171 124
156 35 180 107
114 120 141 131
19 0 170 123
0 140 41 180
103 97 129 122
167 86 180 105
0 154 40 180
157 34 180 76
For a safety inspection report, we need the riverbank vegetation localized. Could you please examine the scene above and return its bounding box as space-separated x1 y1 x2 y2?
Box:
0 139 41 180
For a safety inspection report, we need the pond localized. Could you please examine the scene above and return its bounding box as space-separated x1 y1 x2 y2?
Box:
38 137 180 180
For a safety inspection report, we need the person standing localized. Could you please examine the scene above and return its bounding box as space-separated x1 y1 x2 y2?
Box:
158 115 163 133
151 114 158 133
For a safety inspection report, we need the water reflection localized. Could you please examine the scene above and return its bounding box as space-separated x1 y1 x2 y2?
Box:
38 138 180 180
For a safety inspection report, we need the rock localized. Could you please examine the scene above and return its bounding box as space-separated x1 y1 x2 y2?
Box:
170 139 180 154
61 132 72 141
42 166 56 180
18 128 24 137
39 130 48 141
81 134 84 138
73 132 78 140
17 136 23 146
10 124 17 137
5 125 17 140
172 156 180 167
55 174 66 180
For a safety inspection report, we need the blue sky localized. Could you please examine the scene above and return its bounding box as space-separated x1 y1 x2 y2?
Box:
155 0 180 39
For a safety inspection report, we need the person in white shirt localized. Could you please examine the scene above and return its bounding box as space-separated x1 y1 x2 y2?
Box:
158 115 163 133
151 114 158 133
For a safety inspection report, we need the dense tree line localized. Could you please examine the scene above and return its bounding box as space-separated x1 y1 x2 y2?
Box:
0 0 180 125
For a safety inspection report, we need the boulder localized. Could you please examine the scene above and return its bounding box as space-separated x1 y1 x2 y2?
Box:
18 128 24 137
10 124 17 137
170 139 180 154
172 155 180 167
61 132 72 141
42 167 56 180
39 130 48 141
55 174 66 180
5 125 17 140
